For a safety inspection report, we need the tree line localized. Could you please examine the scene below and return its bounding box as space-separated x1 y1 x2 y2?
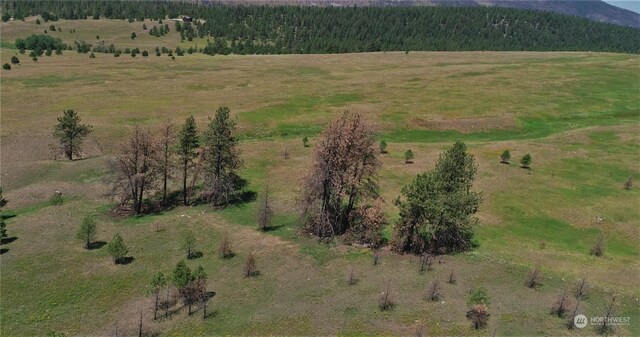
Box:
2 0 639 54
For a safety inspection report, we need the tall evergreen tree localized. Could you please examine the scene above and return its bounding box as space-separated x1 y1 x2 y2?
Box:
393 141 482 254
177 116 199 206
203 106 242 207
76 215 97 249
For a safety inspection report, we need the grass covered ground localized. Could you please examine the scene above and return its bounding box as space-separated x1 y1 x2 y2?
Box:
1 18 639 336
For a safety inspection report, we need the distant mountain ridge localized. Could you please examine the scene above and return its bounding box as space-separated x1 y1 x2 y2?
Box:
206 0 640 28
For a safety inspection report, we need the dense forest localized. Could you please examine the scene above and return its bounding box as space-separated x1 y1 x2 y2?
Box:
2 0 639 54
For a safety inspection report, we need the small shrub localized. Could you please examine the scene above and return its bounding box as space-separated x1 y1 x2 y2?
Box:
590 234 604 257
10 56 19 64
466 304 490 330
2 63 10 70
49 191 63 205
131 32 137 40
283 148 290 160
379 281 395 311
36 18 41 25
520 153 532 168
218 236 234 259
302 136 309 147
500 149 511 163
89 52 95 58
142 50 148 57
404 149 414 163
244 252 258 277
468 286 490 306
525 264 544 289
624 176 633 190
425 280 441 301
379 140 388 154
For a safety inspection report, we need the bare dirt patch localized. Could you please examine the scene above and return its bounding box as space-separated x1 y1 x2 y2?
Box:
411 115 516 133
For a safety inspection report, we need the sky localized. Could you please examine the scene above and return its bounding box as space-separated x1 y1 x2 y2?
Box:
603 0 640 14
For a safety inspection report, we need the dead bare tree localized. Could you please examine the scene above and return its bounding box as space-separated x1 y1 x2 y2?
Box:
590 234 605 256
244 252 258 277
624 176 633 190
575 277 588 300
373 249 380 266
566 298 581 330
108 126 159 214
448 269 457 284
257 183 273 231
218 236 234 259
347 267 358 285
379 280 395 311
158 121 176 204
419 254 433 273
595 294 617 335
525 264 544 289
425 279 442 301
299 111 380 240
550 290 573 318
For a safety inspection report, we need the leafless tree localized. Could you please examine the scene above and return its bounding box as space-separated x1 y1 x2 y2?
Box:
347 266 358 285
244 252 258 277
551 290 573 317
299 111 380 240
595 294 617 335
373 249 380 265
379 280 395 311
574 277 588 300
624 176 633 190
448 269 457 284
108 126 159 214
525 264 544 289
590 234 605 256
158 121 176 204
257 183 273 231
425 279 442 301
218 236 234 259
466 304 490 329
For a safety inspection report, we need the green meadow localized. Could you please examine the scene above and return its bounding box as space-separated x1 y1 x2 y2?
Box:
1 18 639 336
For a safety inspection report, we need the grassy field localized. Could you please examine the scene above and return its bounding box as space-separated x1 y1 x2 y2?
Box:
1 18 639 336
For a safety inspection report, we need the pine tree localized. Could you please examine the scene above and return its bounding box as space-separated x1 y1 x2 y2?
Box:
203 107 242 207
177 116 199 205
393 141 482 254
53 110 93 160
76 216 97 249
107 233 129 264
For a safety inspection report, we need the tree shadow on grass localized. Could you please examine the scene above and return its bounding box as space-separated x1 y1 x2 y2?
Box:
187 251 203 260
261 224 285 232
1 213 16 220
88 241 106 250
115 256 135 265
0 248 8 254
1 236 17 245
